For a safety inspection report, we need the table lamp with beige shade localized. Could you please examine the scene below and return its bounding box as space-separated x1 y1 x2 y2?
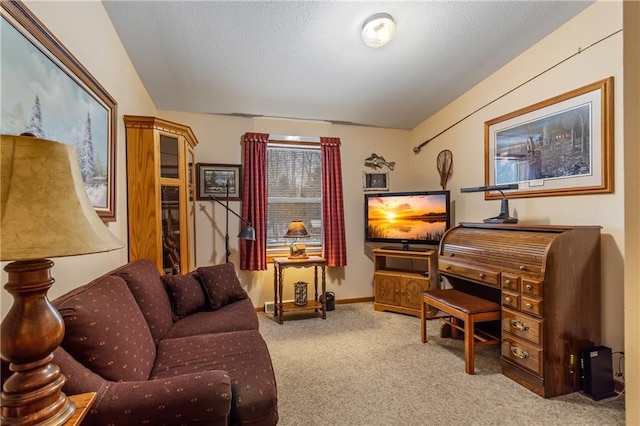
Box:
1 134 124 425
283 221 310 259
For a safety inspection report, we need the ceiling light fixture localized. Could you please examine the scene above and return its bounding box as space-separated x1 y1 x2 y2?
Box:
361 13 396 48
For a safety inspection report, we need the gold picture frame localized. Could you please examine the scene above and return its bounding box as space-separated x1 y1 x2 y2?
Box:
484 77 613 199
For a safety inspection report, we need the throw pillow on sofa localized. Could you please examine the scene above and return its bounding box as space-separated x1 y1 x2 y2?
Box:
161 272 207 320
197 263 248 310
56 275 157 382
114 259 174 343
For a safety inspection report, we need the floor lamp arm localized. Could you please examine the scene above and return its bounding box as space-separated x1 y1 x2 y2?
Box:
207 194 255 263
207 195 253 227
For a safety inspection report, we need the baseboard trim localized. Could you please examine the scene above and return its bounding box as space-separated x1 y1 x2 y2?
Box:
336 297 374 305
255 297 374 312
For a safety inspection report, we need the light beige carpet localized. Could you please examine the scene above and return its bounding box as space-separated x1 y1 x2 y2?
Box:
258 302 625 426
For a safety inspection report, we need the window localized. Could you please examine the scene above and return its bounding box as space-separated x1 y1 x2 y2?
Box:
266 142 322 254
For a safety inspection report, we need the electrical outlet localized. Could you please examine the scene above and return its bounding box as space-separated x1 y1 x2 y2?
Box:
569 353 575 374
613 351 625 378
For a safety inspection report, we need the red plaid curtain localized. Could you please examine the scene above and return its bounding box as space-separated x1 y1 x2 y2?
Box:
240 132 269 270
320 137 347 267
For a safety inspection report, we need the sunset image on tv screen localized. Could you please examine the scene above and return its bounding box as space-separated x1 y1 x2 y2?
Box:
367 194 448 241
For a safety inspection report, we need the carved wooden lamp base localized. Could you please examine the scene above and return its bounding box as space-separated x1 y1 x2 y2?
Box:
0 260 75 425
0 135 124 425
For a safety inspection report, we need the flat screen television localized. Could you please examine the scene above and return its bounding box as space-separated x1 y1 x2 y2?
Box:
364 190 450 250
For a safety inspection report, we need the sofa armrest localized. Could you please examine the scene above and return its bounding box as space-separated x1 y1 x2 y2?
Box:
54 347 232 425
94 372 231 425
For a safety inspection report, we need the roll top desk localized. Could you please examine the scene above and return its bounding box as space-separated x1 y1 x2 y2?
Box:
438 223 601 398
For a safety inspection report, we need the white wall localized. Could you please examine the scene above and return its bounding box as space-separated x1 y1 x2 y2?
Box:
623 0 640 421
163 10 636 416
163 1 626 353
158 111 411 306
409 1 625 353
1 0 156 317
1 2 635 420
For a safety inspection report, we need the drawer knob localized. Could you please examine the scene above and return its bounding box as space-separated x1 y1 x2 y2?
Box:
446 265 452 270
505 279 512 285
525 284 533 291
478 273 486 279
510 319 529 332
510 345 529 359
525 303 533 309
505 296 512 303
449 253 455 257
519 265 526 271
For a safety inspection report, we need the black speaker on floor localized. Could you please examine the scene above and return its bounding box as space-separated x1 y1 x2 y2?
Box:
581 346 617 400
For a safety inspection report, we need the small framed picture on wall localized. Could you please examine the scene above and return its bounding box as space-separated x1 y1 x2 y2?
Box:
363 172 389 191
197 163 242 200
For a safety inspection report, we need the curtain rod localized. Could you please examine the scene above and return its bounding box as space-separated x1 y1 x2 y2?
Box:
412 28 622 154
269 134 320 143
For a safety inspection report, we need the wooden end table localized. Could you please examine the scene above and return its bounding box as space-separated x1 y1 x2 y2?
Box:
273 256 327 324
64 392 97 425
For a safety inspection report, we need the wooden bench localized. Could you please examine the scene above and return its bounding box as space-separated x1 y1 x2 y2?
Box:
421 289 501 374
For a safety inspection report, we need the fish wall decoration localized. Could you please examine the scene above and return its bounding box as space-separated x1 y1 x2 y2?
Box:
364 153 395 171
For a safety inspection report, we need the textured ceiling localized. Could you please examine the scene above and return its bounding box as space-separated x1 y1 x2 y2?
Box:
103 1 594 130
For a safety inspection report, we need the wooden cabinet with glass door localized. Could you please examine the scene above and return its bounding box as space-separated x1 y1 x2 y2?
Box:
124 116 199 274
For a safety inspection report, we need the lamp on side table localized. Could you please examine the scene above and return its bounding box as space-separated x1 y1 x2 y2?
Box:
283 221 310 259
1 135 123 425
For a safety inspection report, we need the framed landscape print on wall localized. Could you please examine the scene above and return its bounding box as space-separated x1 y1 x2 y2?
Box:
484 77 613 200
197 163 242 200
363 172 389 191
1 1 118 221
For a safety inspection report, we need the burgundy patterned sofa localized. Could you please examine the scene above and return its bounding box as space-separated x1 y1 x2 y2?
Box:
50 259 278 425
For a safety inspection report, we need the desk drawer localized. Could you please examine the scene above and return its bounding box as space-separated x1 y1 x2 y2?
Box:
439 260 499 287
501 274 520 291
521 295 543 317
502 291 520 310
502 335 543 376
522 278 543 297
502 308 542 345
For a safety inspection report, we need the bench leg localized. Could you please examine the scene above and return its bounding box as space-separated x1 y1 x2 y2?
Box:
464 314 475 375
450 318 459 339
421 299 427 343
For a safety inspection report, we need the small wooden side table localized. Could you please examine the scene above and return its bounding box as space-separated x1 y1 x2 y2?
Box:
273 256 327 324
64 392 97 426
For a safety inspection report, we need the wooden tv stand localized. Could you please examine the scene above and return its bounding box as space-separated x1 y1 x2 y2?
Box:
373 248 438 318
438 223 602 398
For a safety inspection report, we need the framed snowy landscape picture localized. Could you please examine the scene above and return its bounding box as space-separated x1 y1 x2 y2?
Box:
484 77 613 200
1 1 117 221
